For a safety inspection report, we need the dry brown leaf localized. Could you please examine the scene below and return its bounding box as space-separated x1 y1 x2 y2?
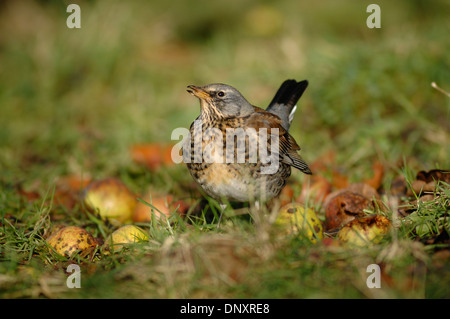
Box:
56 175 92 192
331 170 350 189
130 143 175 171
278 184 294 206
363 161 384 190
416 169 450 184
390 174 408 197
308 150 336 173
298 175 332 204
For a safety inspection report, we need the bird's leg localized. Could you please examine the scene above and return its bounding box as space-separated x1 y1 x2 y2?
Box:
249 200 263 226
216 203 227 228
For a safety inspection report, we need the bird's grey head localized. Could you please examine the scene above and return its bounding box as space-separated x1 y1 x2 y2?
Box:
187 83 254 119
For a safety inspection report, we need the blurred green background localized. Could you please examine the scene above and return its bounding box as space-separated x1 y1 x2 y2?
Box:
0 0 449 189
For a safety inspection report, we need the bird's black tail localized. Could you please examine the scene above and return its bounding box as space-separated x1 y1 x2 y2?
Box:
266 79 308 131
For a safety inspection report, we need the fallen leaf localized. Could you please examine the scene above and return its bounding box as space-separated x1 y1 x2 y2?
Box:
52 189 78 210
17 187 40 202
390 174 408 197
405 169 450 198
432 250 450 269
363 161 384 190
398 194 438 216
331 170 350 189
406 180 437 197
308 150 336 173
56 175 92 192
130 143 175 171
278 184 294 206
416 169 450 184
298 175 332 203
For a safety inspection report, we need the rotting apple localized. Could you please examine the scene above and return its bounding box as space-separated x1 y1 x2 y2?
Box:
132 193 189 223
338 215 390 247
46 226 98 257
275 203 323 243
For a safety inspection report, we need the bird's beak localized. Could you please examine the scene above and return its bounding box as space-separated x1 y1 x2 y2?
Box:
187 85 211 100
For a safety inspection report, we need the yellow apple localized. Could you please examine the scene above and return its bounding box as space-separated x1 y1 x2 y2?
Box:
338 215 390 247
275 203 323 243
46 226 98 256
83 178 136 224
103 225 149 251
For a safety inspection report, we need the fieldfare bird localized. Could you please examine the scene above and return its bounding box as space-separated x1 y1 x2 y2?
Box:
185 79 311 209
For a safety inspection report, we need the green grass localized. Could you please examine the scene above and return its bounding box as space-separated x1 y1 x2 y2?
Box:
0 0 449 299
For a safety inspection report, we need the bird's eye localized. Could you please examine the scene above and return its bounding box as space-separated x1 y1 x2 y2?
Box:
217 91 225 97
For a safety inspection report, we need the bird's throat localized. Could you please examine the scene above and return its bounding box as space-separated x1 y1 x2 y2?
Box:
200 100 222 122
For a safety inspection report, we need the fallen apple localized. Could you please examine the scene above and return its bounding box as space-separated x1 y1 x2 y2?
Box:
83 178 136 223
103 225 149 251
324 191 373 231
132 193 189 223
46 226 98 256
338 215 390 247
275 203 323 242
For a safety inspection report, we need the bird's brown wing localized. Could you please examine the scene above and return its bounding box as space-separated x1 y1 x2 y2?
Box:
245 108 311 174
